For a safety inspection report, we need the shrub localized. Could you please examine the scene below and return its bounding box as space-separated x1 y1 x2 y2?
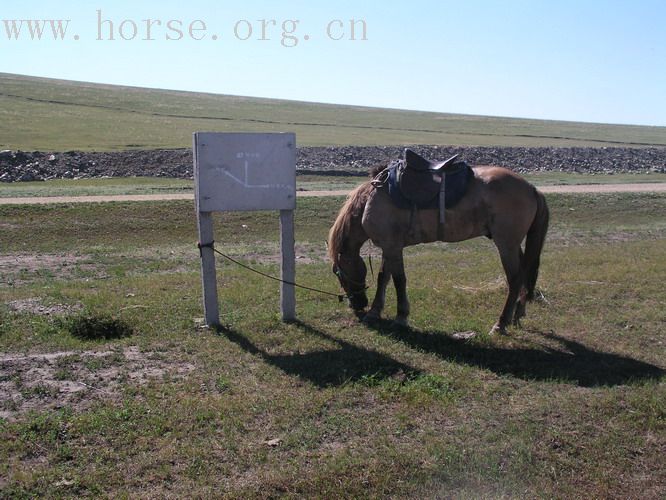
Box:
67 315 134 341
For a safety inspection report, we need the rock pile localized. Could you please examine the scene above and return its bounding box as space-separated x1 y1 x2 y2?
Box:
0 146 664 182
0 149 192 182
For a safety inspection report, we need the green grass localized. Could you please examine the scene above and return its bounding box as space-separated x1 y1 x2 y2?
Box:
0 177 194 198
3 72 666 150
0 175 359 199
522 171 666 186
0 194 665 497
1 173 666 200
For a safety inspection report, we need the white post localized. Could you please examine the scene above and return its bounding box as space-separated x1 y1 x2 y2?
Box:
197 211 220 328
280 209 296 321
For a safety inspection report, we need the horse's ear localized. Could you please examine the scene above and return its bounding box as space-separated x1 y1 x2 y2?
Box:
404 149 430 169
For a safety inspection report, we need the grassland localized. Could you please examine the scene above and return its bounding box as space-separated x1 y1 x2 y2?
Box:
1 192 664 497
1 172 666 200
3 72 666 151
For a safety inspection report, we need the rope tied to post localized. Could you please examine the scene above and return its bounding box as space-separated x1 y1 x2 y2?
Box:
197 241 347 303
197 240 216 257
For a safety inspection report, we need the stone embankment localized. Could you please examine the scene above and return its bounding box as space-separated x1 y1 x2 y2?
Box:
1 146 664 182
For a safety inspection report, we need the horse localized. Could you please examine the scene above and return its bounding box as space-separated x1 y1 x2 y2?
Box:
327 149 549 335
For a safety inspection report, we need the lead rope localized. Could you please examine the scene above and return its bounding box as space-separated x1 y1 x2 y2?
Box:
198 241 347 302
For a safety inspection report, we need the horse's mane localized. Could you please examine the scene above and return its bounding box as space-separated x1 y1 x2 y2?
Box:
369 163 388 178
327 177 375 267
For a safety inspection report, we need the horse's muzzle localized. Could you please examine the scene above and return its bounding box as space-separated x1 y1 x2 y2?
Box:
349 292 368 311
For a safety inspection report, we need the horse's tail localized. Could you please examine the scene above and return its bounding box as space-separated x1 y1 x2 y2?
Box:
327 181 374 268
524 189 549 301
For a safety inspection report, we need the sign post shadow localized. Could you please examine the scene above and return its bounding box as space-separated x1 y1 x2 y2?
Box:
194 132 297 327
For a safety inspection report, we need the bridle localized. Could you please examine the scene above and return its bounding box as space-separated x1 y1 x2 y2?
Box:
334 253 371 294
334 266 369 293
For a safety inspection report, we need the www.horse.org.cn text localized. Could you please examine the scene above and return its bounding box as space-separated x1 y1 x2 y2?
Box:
1 10 369 48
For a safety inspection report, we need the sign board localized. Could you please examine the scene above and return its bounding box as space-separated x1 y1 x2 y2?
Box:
194 132 297 327
194 132 296 212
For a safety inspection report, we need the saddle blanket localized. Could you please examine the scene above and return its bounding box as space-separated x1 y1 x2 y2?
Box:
386 161 474 210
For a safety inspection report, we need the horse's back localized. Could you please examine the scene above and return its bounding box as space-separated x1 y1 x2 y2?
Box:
471 166 540 239
362 165 541 247
473 165 534 190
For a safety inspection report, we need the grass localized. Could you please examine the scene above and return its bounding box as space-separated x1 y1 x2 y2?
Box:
0 177 194 198
0 194 665 497
1 172 666 200
522 171 666 186
3 72 666 150
0 175 357 199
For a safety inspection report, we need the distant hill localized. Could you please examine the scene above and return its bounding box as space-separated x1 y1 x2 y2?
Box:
2 72 665 151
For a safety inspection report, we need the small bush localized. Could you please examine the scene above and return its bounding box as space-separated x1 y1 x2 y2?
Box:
68 315 134 341
215 376 231 393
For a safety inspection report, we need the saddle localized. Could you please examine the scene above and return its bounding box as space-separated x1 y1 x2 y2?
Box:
373 149 473 235
397 149 463 206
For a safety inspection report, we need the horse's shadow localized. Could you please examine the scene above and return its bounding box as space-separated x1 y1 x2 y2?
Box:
215 320 420 388
365 319 665 387
215 319 664 389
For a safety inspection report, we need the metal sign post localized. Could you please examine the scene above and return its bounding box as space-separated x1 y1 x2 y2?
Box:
194 132 297 327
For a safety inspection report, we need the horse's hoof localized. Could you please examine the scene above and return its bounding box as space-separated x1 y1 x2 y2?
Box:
489 324 507 335
362 311 380 324
392 316 409 328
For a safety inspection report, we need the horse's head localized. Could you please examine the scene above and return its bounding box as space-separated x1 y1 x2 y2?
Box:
328 181 374 313
333 253 368 312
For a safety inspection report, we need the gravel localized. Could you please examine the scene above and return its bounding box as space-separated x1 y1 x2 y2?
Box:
1 146 665 183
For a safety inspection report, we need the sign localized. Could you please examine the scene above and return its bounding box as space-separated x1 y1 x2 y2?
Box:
194 132 296 212
194 132 297 327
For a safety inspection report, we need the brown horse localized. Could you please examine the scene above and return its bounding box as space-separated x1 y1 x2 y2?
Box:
328 150 549 334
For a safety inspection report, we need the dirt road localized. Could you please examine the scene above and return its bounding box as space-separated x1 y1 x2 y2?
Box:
1 183 665 205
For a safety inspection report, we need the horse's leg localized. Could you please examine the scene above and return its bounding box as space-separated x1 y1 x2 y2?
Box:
392 272 410 326
508 248 528 326
386 251 410 326
513 290 528 326
513 265 528 327
491 243 524 335
365 257 391 322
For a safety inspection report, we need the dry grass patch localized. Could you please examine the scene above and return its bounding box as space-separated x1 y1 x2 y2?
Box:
0 346 195 421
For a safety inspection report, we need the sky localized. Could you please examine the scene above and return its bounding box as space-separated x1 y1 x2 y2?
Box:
1 0 665 126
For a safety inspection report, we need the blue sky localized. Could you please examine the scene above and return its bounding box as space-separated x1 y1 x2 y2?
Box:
1 0 665 126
